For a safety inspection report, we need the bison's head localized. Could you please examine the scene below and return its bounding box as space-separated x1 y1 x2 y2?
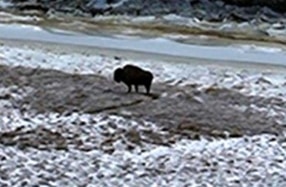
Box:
113 68 124 83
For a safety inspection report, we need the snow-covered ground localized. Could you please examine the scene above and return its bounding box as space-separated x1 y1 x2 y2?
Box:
1 42 286 99
0 85 286 187
0 40 286 186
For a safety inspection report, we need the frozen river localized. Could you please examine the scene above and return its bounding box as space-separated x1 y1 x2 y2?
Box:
1 23 286 66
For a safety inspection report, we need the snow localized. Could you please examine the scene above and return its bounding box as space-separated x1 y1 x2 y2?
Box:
0 103 286 186
235 44 283 53
0 0 12 8
1 44 286 101
5 89 286 185
0 40 286 186
0 11 42 22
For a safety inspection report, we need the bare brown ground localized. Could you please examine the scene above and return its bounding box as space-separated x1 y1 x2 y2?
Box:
0 64 284 141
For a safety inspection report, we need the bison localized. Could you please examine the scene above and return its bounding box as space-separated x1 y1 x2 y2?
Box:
113 64 153 94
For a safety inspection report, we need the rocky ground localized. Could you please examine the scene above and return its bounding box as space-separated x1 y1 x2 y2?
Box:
1 0 286 23
0 39 286 186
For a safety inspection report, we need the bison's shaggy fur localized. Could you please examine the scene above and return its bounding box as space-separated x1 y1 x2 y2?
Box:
114 64 153 94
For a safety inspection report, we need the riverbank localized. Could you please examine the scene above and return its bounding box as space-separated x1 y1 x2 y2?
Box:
2 0 286 20
1 7 286 47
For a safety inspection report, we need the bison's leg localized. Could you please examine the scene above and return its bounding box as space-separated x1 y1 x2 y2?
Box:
145 83 151 94
127 84 132 93
135 85 139 93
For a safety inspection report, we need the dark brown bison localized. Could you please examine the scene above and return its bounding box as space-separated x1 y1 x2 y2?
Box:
114 64 153 94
